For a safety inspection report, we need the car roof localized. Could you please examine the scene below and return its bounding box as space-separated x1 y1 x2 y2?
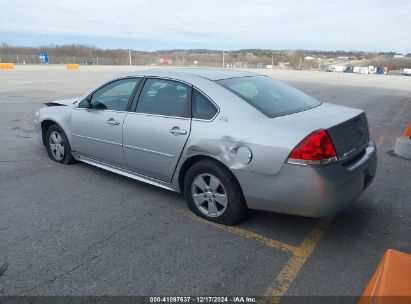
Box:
123 68 260 81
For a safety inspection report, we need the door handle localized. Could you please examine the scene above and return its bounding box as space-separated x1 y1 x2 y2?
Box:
106 118 120 126
169 126 187 135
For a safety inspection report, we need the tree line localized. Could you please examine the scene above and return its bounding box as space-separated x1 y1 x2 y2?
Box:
1 43 410 69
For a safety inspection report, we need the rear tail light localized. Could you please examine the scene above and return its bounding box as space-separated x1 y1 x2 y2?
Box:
287 129 338 165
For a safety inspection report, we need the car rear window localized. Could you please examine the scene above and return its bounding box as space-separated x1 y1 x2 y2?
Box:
217 76 321 118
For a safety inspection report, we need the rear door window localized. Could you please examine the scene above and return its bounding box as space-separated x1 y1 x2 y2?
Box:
136 79 190 118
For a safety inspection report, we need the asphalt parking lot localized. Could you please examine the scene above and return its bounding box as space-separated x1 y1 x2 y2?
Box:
0 66 410 302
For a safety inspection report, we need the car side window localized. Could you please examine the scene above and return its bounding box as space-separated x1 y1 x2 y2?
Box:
89 78 141 111
192 89 218 120
136 79 190 118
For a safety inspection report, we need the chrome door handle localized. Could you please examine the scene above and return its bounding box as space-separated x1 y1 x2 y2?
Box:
106 118 120 125
169 127 187 135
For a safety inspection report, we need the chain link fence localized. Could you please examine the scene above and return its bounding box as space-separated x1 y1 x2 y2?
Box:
0 54 152 65
0 53 268 68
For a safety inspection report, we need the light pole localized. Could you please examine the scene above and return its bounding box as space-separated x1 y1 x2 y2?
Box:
222 49 225 68
125 32 133 66
271 50 274 68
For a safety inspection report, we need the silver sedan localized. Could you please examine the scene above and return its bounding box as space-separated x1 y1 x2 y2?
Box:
34 69 377 224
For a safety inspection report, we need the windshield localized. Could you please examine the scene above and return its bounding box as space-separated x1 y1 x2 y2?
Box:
217 76 321 118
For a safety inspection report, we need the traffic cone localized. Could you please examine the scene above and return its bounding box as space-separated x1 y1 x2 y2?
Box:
359 249 411 304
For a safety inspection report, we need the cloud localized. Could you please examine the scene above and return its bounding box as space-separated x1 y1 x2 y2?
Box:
1 0 410 52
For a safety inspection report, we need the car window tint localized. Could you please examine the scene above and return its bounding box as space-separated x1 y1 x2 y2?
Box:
217 76 321 118
90 78 140 111
192 89 218 120
136 79 190 117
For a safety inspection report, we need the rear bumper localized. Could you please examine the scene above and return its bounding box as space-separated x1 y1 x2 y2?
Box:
237 140 377 217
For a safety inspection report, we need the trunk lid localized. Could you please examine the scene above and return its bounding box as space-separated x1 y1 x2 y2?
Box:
271 102 369 163
327 111 369 163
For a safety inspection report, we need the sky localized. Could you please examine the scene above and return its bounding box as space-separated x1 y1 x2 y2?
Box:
1 0 410 53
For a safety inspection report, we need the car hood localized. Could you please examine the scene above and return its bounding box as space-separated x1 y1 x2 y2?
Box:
44 97 79 107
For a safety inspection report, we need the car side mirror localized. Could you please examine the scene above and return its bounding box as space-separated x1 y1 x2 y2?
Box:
79 98 91 109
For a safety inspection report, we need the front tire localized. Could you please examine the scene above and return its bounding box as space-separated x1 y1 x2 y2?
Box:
184 160 247 225
46 124 75 164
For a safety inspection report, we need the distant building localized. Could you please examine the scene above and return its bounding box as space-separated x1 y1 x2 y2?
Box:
394 54 405 58
327 65 346 72
159 58 173 65
402 68 411 75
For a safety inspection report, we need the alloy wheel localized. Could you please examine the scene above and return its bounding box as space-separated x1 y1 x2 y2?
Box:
49 131 65 161
191 173 228 217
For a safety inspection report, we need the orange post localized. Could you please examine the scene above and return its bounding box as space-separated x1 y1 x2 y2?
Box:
359 249 411 304
404 123 411 138
66 64 80 69
0 63 15 69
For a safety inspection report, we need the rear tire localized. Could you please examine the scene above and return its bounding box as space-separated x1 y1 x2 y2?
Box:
183 160 247 225
46 124 76 164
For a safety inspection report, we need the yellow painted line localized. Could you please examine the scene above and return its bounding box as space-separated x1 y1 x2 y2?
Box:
261 216 333 304
177 210 298 254
178 209 333 304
